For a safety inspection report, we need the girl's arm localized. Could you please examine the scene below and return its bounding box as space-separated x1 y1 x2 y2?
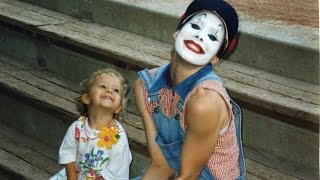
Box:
175 89 229 180
133 79 175 180
65 162 77 180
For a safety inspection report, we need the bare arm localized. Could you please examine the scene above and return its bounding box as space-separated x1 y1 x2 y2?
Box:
175 89 229 180
133 78 175 180
65 162 77 180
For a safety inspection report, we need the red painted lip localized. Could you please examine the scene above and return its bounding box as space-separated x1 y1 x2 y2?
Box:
184 40 205 54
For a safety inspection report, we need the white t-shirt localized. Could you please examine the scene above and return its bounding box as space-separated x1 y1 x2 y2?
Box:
51 117 132 180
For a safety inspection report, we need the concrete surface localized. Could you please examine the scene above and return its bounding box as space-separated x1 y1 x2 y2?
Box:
0 0 319 178
16 0 319 83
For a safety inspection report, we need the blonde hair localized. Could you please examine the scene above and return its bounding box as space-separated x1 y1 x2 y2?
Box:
75 68 130 120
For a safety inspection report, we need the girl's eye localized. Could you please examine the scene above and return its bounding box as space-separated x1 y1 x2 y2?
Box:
99 85 106 88
113 89 120 93
191 23 200 30
208 34 218 41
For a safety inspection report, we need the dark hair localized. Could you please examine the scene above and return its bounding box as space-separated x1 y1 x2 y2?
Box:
75 68 130 120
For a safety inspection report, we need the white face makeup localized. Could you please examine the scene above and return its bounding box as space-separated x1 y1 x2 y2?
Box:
175 11 226 65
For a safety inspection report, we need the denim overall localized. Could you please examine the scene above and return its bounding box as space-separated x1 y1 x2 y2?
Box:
133 64 246 180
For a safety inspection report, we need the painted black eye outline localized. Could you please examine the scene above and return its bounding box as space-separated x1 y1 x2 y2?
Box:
208 34 218 42
191 23 200 30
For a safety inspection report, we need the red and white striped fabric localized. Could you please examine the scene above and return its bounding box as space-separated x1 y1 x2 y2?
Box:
143 79 240 180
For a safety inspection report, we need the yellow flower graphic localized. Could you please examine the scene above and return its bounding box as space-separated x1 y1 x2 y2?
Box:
97 126 120 149
85 177 95 180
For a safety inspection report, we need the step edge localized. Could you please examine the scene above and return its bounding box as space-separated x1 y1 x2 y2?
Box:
110 0 318 50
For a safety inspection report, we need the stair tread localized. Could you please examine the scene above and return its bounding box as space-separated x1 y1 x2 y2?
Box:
0 68 77 116
217 61 319 123
0 120 61 179
0 0 318 179
110 0 318 49
111 0 318 27
0 148 51 179
0 53 318 180
0 0 318 128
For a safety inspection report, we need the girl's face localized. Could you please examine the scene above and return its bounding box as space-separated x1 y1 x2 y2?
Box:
175 12 226 65
83 73 122 113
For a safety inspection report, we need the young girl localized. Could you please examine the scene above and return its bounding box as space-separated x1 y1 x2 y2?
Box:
51 68 132 180
133 0 245 179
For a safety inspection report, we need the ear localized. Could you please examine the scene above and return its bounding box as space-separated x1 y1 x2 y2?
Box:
82 93 90 105
172 30 179 40
210 56 220 64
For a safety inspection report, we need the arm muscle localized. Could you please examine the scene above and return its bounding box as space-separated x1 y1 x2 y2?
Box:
177 89 229 179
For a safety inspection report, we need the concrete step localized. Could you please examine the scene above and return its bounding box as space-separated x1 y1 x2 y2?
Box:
0 120 61 179
0 0 318 176
16 0 320 84
0 53 318 180
0 0 318 124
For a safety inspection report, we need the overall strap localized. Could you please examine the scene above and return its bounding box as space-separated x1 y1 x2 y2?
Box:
138 65 169 103
138 64 169 92
192 67 222 89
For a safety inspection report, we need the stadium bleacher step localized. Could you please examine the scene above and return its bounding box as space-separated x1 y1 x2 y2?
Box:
16 0 319 84
0 0 318 179
0 53 318 179
0 120 61 179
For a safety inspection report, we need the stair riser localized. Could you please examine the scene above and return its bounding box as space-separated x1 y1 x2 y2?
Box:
18 0 320 84
242 107 319 173
0 24 139 87
0 166 23 180
230 33 319 84
0 25 318 172
1 89 318 176
0 92 69 147
17 0 88 20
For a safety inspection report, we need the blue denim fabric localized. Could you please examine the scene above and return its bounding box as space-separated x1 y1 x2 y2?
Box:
231 99 246 180
133 64 246 180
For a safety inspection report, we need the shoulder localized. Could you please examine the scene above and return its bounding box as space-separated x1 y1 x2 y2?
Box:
116 121 126 135
133 78 145 92
187 88 226 112
115 122 130 146
66 117 84 132
185 88 228 130
187 79 231 111
133 78 151 116
133 78 147 102
197 79 227 95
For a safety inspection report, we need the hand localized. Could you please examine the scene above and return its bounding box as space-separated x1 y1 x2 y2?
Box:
172 176 188 180
95 176 105 180
141 163 176 180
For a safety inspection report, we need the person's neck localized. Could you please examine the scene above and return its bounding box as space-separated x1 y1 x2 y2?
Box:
87 109 116 130
169 50 204 87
